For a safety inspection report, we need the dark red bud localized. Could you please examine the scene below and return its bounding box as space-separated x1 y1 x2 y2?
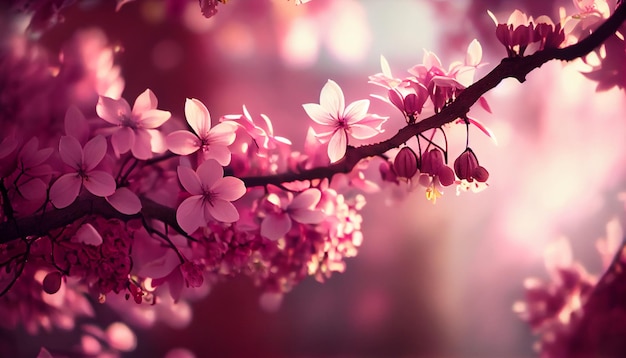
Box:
454 149 479 181
42 271 62 295
394 147 418 179
473 166 489 182
438 166 455 187
421 149 444 176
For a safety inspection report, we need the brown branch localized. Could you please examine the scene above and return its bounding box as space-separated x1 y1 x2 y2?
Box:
1 3 625 244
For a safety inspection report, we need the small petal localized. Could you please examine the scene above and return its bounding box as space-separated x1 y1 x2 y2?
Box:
211 176 246 201
343 99 369 124
303 103 335 125
131 129 153 160
82 135 107 171
132 89 157 114
349 123 381 140
196 159 223 188
84 171 116 197
290 208 325 224
320 80 345 118
139 109 171 129
59 136 83 170
50 173 82 208
96 96 131 125
177 166 203 195
206 122 237 146
206 199 240 223
185 98 211 138
106 187 142 214
261 213 292 240
167 131 200 155
327 130 347 163
76 223 103 246
465 39 482 66
176 196 206 234
202 145 231 166
289 188 321 210
111 127 135 156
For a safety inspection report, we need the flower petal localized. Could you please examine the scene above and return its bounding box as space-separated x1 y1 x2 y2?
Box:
290 208 325 224
327 130 347 163
176 196 205 234
201 145 231 166
260 213 292 241
343 99 369 124
185 98 211 138
59 136 83 170
130 129 153 160
111 127 135 156
84 171 116 197
96 96 131 125
132 88 157 114
83 135 107 171
211 176 246 201
349 123 381 140
166 130 200 155
320 79 345 118
177 166 203 195
302 103 335 126
64 105 89 144
206 122 237 146
50 173 82 208
106 187 142 214
289 188 321 210
76 223 103 246
196 159 223 188
139 109 171 129
206 199 239 223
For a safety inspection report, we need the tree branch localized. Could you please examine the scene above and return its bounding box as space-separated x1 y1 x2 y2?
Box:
1 3 625 244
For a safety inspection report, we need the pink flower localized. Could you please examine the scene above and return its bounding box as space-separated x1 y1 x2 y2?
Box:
96 89 171 160
260 188 325 241
166 98 237 166
176 159 246 234
303 80 387 163
49 135 116 208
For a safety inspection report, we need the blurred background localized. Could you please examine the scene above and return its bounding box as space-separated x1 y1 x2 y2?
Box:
8 0 626 356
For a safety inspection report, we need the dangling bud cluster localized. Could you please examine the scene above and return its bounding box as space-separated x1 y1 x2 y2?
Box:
420 148 455 186
453 148 489 183
393 146 419 179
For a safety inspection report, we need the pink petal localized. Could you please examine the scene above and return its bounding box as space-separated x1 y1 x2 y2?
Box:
185 98 211 138
106 187 142 214
211 176 246 201
167 131 200 155
82 135 107 171
59 136 83 170
176 196 206 234
260 213 292 240
96 96 131 125
302 103 335 126
0 136 17 159
177 166 203 195
320 79 345 118
479 96 492 113
50 173 82 208
64 105 89 144
139 109 171 129
349 123 381 140
84 171 116 197
111 127 135 156
132 89 157 114
206 199 240 223
18 178 46 201
196 159 223 188
289 188 321 210
147 129 167 154
130 129 153 160
76 223 103 246
290 208 325 224
206 122 237 146
465 39 482 66
343 99 369 124
202 145 231 166
327 130 347 163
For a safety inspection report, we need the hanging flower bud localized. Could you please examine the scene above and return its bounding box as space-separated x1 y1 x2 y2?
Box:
473 165 490 182
420 148 445 176
454 148 489 182
437 166 455 186
394 147 419 179
42 271 62 295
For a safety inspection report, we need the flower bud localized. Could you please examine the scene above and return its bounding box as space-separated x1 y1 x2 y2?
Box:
437 166 455 186
454 148 479 181
421 149 445 176
42 271 62 295
473 166 489 182
394 147 418 179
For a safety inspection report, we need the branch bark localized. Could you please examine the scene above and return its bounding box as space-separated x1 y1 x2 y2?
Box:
1 4 625 244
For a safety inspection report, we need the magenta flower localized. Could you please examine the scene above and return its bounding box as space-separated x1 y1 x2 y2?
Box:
260 188 326 241
303 80 387 163
176 159 246 234
96 89 171 160
49 135 116 208
166 98 237 166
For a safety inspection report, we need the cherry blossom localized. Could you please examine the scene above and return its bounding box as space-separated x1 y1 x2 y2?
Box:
303 79 387 163
167 98 237 166
260 188 326 241
176 159 246 234
96 89 171 160
49 135 116 209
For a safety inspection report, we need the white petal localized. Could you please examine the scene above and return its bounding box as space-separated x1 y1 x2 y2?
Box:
260 213 292 241
106 187 142 214
343 99 369 124
349 123 381 140
139 109 171 129
177 166 203 195
166 131 200 155
206 199 239 223
96 96 131 125
466 39 482 66
50 173 82 208
327 130 347 163
176 196 206 234
302 103 335 126
84 171 116 197
206 122 237 146
185 98 211 138
320 80 345 118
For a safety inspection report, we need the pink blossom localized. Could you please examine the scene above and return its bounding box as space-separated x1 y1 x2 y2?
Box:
96 89 171 160
176 159 246 234
303 79 387 163
49 135 116 209
167 98 237 166
260 188 326 241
